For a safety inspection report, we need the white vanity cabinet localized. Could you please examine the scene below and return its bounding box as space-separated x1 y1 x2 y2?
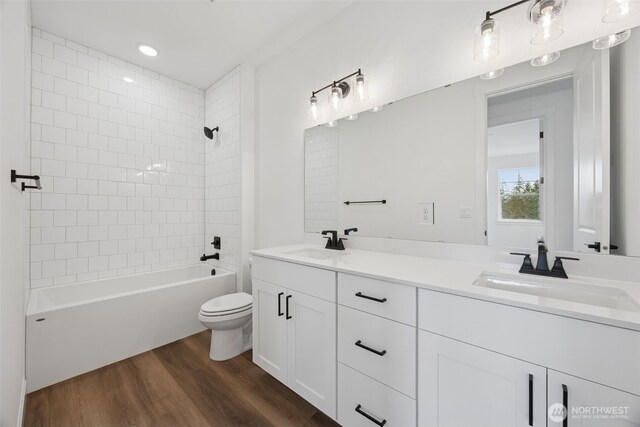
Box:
252 257 337 418
418 288 640 427
418 331 547 427
337 273 417 427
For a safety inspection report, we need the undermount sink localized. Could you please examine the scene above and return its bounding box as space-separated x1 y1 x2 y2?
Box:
473 272 640 312
285 248 347 260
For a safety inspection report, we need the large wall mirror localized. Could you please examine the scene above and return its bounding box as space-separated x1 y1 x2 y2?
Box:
304 26 639 256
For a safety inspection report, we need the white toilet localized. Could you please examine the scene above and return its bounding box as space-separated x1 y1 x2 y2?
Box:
199 292 253 361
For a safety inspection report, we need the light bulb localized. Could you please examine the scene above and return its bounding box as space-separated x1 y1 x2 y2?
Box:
593 29 632 49
329 85 342 111
480 68 504 80
530 51 560 66
309 95 319 120
474 18 500 61
354 73 368 102
324 120 338 128
530 0 564 45
603 0 638 22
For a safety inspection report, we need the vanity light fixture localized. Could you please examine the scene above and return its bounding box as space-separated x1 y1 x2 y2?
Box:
602 0 638 22
137 43 158 57
593 29 632 49
324 120 338 128
530 0 566 45
345 113 358 121
530 51 560 66
308 68 366 120
309 95 319 120
474 0 567 62
480 68 504 80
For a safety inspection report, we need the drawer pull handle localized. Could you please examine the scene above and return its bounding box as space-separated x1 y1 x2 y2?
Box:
528 374 533 426
286 295 292 320
562 384 568 427
277 292 284 316
355 292 387 303
355 340 387 356
355 404 387 426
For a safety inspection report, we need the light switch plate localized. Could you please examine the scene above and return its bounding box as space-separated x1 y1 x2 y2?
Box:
418 202 435 225
459 207 472 218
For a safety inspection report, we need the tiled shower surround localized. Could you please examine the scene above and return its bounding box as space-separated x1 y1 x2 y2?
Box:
29 28 208 287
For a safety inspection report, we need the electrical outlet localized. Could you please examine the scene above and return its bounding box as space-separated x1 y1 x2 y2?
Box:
418 202 434 225
459 207 472 218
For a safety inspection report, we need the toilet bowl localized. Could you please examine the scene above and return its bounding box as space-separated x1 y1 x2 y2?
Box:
199 292 252 361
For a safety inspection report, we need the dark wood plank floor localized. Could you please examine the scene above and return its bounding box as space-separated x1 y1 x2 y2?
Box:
25 331 339 427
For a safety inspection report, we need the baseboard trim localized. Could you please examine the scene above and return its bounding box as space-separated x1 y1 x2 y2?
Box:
17 378 26 427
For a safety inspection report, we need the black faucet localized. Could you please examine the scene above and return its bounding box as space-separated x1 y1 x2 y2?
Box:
322 230 345 250
200 253 219 261
511 237 579 279
344 227 358 235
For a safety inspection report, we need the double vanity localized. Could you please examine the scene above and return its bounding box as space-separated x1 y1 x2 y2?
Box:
251 244 640 426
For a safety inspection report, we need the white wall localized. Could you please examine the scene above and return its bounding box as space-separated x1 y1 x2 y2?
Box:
255 1 638 251
0 1 31 425
203 64 255 293
610 34 640 257
29 29 206 287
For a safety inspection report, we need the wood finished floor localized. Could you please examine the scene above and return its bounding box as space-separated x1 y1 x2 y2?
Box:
25 331 339 427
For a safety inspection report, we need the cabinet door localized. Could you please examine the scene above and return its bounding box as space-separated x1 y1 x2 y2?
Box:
287 290 337 418
252 279 288 384
418 331 546 427
548 370 640 426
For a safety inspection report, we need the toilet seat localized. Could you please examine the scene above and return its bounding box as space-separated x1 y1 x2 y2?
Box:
200 292 252 317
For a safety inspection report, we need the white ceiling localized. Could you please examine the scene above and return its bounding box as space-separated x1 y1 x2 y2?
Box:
31 0 355 89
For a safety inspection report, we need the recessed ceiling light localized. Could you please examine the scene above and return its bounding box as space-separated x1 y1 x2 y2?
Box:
345 113 358 121
369 106 384 112
137 43 158 57
122 76 135 83
324 120 338 128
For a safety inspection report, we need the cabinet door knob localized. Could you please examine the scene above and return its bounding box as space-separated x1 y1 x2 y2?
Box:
355 340 387 356
355 292 387 303
355 404 387 426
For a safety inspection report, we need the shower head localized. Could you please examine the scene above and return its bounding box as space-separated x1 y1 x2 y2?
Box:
204 126 219 140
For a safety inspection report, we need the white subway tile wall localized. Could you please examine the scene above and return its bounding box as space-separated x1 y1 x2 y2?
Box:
203 68 241 274
304 125 339 232
29 28 206 287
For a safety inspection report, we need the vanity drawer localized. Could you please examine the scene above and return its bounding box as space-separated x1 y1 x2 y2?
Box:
338 305 416 398
338 273 416 326
252 256 336 302
338 363 416 427
419 289 640 396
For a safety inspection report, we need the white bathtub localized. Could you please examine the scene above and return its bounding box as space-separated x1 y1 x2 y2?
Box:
26 265 236 392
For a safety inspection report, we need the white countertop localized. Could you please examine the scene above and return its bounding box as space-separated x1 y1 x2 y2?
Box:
251 244 640 331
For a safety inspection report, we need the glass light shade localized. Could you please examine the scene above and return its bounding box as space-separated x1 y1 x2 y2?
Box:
603 0 639 22
593 29 631 49
329 85 342 111
480 68 504 80
309 95 319 120
474 18 500 62
324 120 338 128
354 73 368 102
530 0 565 45
530 51 560 66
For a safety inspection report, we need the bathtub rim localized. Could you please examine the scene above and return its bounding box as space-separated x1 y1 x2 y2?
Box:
27 264 236 316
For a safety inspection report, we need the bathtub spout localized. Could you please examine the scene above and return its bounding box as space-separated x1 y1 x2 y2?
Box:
200 253 220 262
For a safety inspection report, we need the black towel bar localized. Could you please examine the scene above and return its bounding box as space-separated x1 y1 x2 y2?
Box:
344 199 386 205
